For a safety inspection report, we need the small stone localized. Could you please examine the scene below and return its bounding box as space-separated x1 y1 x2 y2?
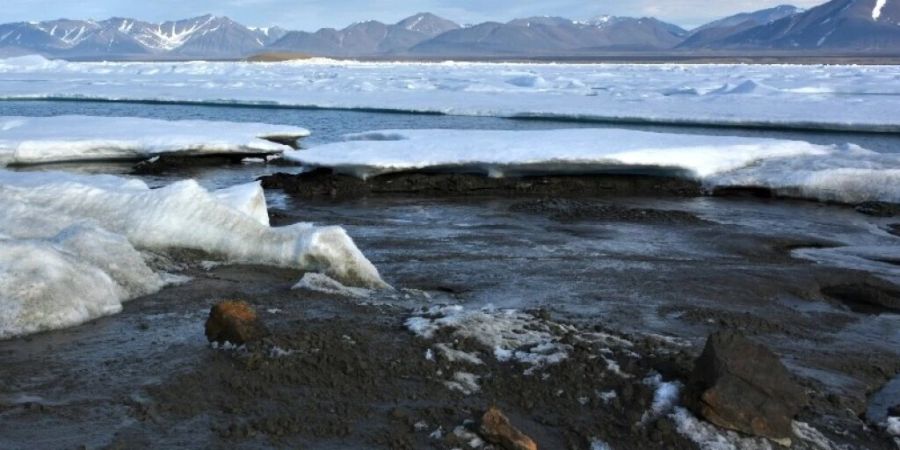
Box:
684 331 807 441
204 300 267 345
479 406 538 450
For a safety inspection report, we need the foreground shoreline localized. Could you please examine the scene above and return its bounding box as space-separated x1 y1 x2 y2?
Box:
1 187 897 449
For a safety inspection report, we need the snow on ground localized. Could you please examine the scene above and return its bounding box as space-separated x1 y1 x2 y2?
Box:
406 305 575 370
291 273 374 298
1 56 899 132
671 408 775 450
0 170 386 338
642 373 682 421
887 416 900 436
0 115 310 166
284 128 900 204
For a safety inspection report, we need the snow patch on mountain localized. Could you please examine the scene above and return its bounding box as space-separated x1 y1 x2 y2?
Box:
873 0 888 20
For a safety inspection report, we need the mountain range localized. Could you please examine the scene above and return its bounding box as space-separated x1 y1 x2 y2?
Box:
1 0 898 60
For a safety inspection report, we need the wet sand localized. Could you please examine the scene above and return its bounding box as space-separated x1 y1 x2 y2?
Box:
1 181 899 449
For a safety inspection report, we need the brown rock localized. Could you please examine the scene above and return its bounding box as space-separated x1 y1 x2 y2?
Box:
205 300 267 345
479 406 538 450
685 331 807 442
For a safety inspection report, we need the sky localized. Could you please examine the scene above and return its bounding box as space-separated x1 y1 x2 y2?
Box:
0 0 828 30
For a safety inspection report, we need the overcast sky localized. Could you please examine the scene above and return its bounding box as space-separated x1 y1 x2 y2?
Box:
1 0 827 30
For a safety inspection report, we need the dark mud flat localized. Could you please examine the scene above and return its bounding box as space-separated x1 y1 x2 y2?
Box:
260 169 703 199
1 186 900 449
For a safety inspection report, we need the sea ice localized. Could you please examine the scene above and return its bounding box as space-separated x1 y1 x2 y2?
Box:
0 170 386 338
284 128 900 204
0 225 164 338
0 115 310 166
1 56 899 132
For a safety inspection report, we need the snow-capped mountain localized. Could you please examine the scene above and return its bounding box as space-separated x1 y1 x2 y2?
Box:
1 4 899 60
0 15 278 59
685 0 900 51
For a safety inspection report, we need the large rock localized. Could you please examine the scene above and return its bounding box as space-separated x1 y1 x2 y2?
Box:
205 300 267 345
478 407 538 450
684 331 807 442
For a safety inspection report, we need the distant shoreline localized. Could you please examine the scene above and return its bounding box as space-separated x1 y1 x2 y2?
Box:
55 53 900 65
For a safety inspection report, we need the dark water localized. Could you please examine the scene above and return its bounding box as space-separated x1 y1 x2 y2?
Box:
2 99 899 152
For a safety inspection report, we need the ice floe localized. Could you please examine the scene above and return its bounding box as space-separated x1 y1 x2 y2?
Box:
0 115 310 166
285 128 900 204
0 170 385 338
1 56 900 132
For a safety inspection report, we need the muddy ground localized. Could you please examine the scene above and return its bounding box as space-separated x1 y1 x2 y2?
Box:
1 175 899 449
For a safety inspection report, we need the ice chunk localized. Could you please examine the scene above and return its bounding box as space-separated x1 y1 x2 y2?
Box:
506 73 549 88
291 272 373 298
287 128 828 179
0 171 385 288
706 80 776 95
888 417 900 436
707 144 900 204
213 181 271 226
0 115 310 166
0 226 163 339
285 128 899 204
0 170 386 338
643 373 682 420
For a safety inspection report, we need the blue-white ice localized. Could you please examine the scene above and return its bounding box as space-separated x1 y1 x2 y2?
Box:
0 115 310 166
0 170 386 338
1 56 899 132
285 128 900 204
